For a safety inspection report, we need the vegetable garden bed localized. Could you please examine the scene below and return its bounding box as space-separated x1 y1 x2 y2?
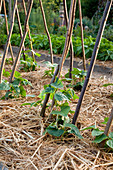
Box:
0 55 113 169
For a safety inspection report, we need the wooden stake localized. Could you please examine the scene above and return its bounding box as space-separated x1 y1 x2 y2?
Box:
40 0 77 117
63 0 74 79
3 0 15 62
0 0 17 83
78 0 86 70
0 0 3 13
72 0 112 125
9 0 33 83
16 7 26 60
40 65 59 117
104 107 113 136
22 0 35 62
58 0 77 78
39 0 54 64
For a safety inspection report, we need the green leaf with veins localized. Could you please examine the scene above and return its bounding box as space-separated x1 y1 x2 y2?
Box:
92 129 104 136
65 123 83 139
106 139 113 149
0 81 10 90
54 92 69 101
51 78 63 89
109 132 113 139
51 106 70 117
46 126 64 137
93 134 108 143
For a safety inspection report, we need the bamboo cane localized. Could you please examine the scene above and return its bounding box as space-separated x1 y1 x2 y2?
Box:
9 0 33 83
16 7 26 60
58 0 77 78
39 0 54 64
63 0 74 79
40 65 59 117
104 107 113 136
3 0 15 62
40 0 77 117
78 0 86 70
72 0 112 125
22 0 35 62
0 0 17 83
0 0 2 13
99 107 113 148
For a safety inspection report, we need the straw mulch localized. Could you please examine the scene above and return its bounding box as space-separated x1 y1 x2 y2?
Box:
0 62 113 170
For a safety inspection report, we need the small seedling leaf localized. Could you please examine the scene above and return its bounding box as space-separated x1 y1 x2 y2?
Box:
93 134 108 143
45 86 55 93
54 92 69 101
51 78 63 89
103 83 113 87
65 123 83 139
46 126 64 137
92 129 104 136
106 139 113 149
51 106 70 117
109 132 113 139
81 125 96 131
101 117 109 124
0 81 10 90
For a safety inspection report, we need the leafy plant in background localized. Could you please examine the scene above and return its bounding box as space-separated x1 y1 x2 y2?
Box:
82 117 113 149
0 70 32 99
20 50 41 72
57 26 67 36
1 34 113 61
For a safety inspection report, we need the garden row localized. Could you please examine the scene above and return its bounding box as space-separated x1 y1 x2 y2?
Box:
0 33 113 61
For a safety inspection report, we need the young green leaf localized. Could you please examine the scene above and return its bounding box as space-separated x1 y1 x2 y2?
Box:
109 132 113 139
103 83 113 87
51 106 70 117
14 71 21 78
54 92 69 101
101 117 109 124
93 134 108 143
3 69 10 77
0 81 10 90
106 139 113 149
46 126 64 137
19 85 26 97
65 123 83 139
51 78 63 89
92 129 104 136
45 86 55 93
81 125 96 131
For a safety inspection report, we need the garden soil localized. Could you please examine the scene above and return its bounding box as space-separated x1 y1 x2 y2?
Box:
0 49 113 169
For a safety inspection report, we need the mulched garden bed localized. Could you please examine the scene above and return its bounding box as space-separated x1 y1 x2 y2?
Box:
0 58 113 169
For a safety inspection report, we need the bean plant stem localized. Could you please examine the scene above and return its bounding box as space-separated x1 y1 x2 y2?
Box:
72 0 112 125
